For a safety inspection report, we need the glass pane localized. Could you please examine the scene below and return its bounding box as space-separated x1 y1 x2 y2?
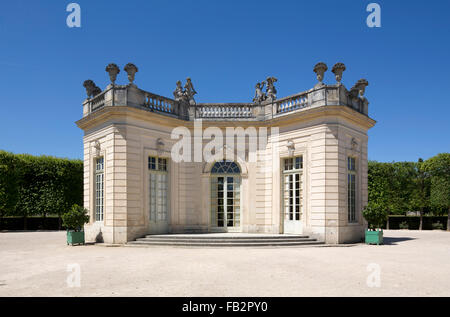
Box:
295 156 303 169
211 161 241 174
149 157 156 170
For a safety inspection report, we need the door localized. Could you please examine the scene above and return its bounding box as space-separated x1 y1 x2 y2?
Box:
149 156 169 234
210 161 241 232
282 157 303 234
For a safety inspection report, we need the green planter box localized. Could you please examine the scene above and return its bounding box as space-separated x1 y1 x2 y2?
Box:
67 230 85 245
365 229 383 245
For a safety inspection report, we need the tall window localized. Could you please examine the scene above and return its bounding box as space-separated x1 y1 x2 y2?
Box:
283 156 303 221
348 157 357 223
149 156 168 222
95 157 104 222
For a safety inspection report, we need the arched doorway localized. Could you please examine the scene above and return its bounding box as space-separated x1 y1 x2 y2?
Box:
210 160 241 232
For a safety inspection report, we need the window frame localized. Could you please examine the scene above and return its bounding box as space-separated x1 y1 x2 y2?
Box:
347 156 357 223
282 156 303 222
94 157 104 222
148 156 169 223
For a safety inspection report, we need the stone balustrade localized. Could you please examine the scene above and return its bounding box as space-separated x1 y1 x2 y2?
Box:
82 62 370 120
144 92 177 114
90 90 107 111
83 83 368 120
196 103 255 119
275 92 309 114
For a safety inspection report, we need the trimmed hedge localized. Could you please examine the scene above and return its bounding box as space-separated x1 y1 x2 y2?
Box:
384 216 448 230
0 150 83 230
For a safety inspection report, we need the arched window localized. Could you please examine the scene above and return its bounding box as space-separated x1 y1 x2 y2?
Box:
211 160 241 174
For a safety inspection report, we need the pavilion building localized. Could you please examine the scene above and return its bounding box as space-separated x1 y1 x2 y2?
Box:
76 62 376 244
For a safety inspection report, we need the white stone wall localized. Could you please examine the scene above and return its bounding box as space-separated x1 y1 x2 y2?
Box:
83 125 128 244
79 106 373 244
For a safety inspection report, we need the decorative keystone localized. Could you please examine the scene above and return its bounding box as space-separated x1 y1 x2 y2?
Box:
105 63 120 84
313 62 328 84
124 63 138 84
331 63 346 84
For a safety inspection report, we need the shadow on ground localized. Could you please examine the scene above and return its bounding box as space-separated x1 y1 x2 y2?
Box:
383 237 416 245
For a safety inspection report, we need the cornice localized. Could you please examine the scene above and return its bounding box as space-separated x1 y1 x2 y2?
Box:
76 105 376 133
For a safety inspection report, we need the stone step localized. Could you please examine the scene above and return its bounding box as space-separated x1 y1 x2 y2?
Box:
127 240 324 247
143 234 309 240
135 237 317 243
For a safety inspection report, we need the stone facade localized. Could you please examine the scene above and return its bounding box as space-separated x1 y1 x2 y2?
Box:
76 63 376 244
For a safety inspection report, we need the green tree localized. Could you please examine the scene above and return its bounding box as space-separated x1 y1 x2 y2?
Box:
62 204 90 231
410 158 431 230
424 153 450 231
390 162 417 213
363 201 388 230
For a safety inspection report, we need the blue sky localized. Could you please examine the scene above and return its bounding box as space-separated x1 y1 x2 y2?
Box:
0 0 449 162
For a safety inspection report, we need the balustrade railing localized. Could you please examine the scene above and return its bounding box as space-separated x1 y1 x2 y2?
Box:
90 90 106 111
84 84 367 120
144 92 176 114
275 92 309 114
196 104 254 119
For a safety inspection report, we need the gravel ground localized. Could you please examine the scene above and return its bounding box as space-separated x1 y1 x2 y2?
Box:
0 230 449 297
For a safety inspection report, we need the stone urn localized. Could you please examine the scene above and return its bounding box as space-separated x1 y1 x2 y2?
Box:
313 62 328 86
124 63 138 84
105 63 120 84
331 63 346 84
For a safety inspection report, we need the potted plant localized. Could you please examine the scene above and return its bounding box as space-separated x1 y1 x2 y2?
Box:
62 204 90 246
362 203 388 245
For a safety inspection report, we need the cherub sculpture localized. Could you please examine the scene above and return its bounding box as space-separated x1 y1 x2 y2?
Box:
173 78 197 105
173 80 187 102
253 81 267 104
266 77 278 101
184 77 197 105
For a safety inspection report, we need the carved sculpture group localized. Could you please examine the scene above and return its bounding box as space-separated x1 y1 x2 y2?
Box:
253 76 278 104
173 78 197 105
83 80 102 99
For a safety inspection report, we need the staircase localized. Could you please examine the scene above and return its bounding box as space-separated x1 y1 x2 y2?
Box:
127 233 324 247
